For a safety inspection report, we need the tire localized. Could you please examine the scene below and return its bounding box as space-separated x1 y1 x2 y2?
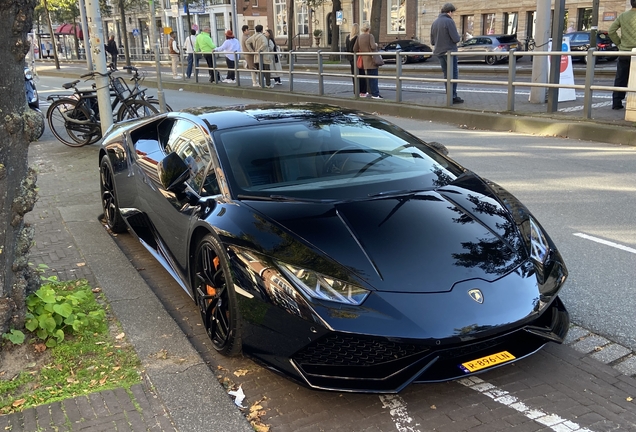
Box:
31 108 45 140
192 234 242 356
99 156 127 233
46 98 96 147
400 55 408 65
485 55 496 65
116 99 159 122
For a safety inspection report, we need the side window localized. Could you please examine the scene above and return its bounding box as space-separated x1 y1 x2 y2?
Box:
166 120 215 194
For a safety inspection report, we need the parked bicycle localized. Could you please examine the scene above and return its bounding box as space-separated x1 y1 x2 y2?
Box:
46 68 159 147
120 65 173 112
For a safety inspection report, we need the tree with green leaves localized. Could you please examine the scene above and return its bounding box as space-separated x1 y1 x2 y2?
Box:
0 0 41 337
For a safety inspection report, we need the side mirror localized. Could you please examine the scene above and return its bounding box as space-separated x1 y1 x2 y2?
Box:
158 152 190 191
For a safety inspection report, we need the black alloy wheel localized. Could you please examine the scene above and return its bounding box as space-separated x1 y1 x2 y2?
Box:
193 234 242 356
485 55 496 65
99 156 127 233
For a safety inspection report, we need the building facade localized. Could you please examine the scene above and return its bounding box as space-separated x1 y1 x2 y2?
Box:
100 0 633 56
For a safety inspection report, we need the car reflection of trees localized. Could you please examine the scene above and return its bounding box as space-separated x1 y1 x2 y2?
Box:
448 194 524 276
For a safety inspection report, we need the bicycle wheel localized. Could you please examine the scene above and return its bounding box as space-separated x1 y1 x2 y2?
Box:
116 99 159 122
46 99 98 147
145 99 173 112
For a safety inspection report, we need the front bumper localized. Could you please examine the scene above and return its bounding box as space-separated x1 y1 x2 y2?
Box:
290 297 569 393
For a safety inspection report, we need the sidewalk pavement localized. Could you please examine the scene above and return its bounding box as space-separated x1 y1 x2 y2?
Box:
3 62 635 432
0 131 255 430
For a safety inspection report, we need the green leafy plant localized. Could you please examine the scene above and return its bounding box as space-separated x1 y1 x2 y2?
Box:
2 329 25 345
24 277 106 347
313 29 323 37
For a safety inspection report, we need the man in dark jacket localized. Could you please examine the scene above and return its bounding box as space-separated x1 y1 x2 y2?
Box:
106 35 119 70
430 3 463 103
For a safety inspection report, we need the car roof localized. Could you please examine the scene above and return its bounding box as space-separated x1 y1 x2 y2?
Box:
180 103 365 131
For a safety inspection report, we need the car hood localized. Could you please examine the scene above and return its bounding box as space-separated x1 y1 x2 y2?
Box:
243 177 527 294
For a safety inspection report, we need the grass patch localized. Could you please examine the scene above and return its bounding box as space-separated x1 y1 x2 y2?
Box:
0 278 142 414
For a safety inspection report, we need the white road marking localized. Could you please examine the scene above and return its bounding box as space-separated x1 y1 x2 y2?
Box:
459 376 594 431
573 232 636 254
379 394 421 432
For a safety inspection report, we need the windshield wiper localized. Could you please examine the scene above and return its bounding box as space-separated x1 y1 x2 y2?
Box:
367 189 429 198
237 194 338 204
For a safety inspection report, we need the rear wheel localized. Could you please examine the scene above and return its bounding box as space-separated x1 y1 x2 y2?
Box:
99 156 127 233
192 234 242 356
47 98 96 147
116 99 159 122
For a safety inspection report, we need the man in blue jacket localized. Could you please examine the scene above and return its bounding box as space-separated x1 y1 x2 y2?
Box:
431 3 463 104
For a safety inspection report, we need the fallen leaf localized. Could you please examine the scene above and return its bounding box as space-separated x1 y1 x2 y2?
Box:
113 367 121 372
217 365 227 371
99 376 108 385
95 341 105 345
249 404 263 413
34 343 46 353
251 422 270 432
26 362 37 368
234 369 249 377
430 405 437 410
12 399 26 408
92 287 102 293
115 332 125 340
66 377 78 384
628 397 633 402
76 262 86 267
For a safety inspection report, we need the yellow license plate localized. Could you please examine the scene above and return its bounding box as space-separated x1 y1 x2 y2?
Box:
460 351 516 373
510 44 517 49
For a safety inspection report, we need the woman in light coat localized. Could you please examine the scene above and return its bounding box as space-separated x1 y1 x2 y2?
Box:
266 29 283 85
346 23 367 96
353 22 382 99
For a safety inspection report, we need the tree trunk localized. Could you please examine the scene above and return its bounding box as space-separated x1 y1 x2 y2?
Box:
287 1 295 51
329 0 341 61
370 0 381 42
42 0 60 69
0 0 40 335
119 0 131 70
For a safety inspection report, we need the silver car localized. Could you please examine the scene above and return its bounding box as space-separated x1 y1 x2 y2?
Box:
457 34 521 65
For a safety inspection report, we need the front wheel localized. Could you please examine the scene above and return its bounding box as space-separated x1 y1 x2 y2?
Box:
192 234 242 356
47 98 96 147
116 99 159 122
485 55 496 65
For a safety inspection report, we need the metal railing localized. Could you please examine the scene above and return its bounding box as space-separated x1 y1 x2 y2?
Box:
187 48 633 120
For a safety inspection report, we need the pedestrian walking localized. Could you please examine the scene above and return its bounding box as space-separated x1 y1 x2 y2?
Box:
265 29 283 85
214 30 241 83
184 29 197 79
169 31 181 79
430 3 464 104
246 24 272 88
353 22 382 99
346 23 367 97
241 25 259 87
106 35 119 69
195 26 217 83
609 0 636 110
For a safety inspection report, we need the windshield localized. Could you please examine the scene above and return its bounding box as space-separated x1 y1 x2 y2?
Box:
214 116 464 201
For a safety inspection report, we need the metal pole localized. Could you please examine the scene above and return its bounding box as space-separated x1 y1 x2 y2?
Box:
85 0 113 134
78 0 93 70
590 0 600 51
148 0 167 112
547 0 566 112
530 0 550 103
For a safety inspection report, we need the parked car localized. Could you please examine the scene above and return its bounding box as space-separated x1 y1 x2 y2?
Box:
99 103 570 393
380 39 432 64
566 30 618 63
457 34 522 65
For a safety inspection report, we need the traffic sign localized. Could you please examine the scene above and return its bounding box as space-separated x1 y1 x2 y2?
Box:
336 10 343 25
132 28 140 36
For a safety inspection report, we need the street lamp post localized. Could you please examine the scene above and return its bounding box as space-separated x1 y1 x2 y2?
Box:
148 0 167 112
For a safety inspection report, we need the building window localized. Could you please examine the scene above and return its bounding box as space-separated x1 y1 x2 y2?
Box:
252 0 258 6
388 0 406 34
360 0 371 25
274 0 286 37
296 1 308 35
215 14 225 44
482 13 496 35
577 8 592 31
461 15 474 40
503 12 518 35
